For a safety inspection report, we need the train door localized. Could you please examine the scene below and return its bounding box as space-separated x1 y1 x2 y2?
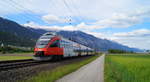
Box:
60 40 67 57
69 43 75 56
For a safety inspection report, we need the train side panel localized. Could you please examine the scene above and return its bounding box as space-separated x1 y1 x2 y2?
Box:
45 47 63 55
60 38 76 57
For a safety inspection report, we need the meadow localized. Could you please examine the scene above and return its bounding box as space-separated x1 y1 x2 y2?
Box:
105 54 150 82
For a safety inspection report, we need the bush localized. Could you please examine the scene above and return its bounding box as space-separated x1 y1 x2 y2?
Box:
108 49 133 54
0 46 33 54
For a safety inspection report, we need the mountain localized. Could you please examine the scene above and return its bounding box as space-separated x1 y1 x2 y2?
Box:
57 31 142 52
0 17 142 52
0 17 43 47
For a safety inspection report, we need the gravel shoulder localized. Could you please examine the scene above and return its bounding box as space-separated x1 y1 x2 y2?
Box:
56 54 105 82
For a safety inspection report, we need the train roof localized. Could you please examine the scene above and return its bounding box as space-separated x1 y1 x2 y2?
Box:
43 32 56 36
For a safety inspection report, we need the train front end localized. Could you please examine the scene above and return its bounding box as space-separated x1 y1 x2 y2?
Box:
33 32 62 61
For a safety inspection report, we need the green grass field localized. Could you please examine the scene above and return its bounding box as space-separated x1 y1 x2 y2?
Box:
105 54 150 82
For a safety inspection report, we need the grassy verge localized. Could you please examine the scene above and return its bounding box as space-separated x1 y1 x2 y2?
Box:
0 53 33 61
27 55 100 82
0 56 32 61
105 54 150 82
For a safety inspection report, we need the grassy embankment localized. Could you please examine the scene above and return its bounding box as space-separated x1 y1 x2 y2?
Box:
105 54 150 82
0 53 33 61
27 55 101 82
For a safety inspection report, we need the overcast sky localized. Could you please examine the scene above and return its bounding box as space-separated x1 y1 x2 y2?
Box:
0 0 150 50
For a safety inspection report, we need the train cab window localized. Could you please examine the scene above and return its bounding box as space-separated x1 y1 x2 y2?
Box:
36 40 49 48
50 40 60 47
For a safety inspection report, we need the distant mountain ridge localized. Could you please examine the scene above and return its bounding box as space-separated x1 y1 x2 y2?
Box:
57 31 142 52
0 17 143 52
0 17 41 47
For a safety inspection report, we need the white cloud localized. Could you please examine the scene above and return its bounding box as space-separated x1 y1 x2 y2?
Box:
23 21 78 31
84 31 106 39
93 12 142 28
1 0 150 30
24 21 99 31
81 29 150 50
112 37 150 50
42 14 70 24
69 9 150 30
76 22 99 29
114 29 150 37
0 0 148 20
112 29 150 49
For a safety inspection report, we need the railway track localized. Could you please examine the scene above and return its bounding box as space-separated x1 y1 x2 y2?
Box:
0 56 93 71
0 59 47 71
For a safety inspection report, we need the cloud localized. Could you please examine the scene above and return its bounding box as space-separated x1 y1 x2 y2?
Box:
111 29 150 49
93 12 142 28
84 31 107 39
23 21 99 31
0 0 148 20
42 14 70 24
1 0 150 29
83 29 150 49
79 28 150 50
114 29 150 37
23 21 78 31
72 9 150 30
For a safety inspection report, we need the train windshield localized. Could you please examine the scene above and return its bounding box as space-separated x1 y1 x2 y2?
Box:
36 35 54 48
36 40 49 48
40 35 53 39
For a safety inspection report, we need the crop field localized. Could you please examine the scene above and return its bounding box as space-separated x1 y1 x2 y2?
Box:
105 54 150 82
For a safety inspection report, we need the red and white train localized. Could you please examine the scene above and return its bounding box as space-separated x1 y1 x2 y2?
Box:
33 32 94 61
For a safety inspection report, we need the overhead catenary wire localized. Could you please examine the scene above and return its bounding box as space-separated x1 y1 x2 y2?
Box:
68 0 84 22
2 0 82 26
10 0 43 20
62 0 84 24
48 0 72 25
0 0 31 22
8 0 41 23
10 0 74 25
61 0 80 25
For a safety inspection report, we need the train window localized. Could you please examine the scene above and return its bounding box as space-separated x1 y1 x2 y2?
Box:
40 36 53 39
36 40 49 48
50 40 59 47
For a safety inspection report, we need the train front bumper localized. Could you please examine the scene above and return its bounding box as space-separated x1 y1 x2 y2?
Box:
33 51 52 61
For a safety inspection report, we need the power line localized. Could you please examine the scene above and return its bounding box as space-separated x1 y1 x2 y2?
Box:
61 0 79 25
61 0 82 24
10 0 42 20
0 0 30 22
7 0 41 23
2 0 80 26
68 0 84 22
49 0 71 24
